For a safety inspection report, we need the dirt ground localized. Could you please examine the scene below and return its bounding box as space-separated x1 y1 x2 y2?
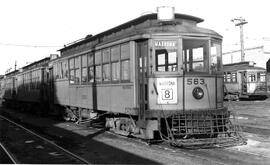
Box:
224 99 270 159
1 100 270 164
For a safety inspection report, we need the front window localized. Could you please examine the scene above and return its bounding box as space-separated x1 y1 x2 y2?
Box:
154 40 177 72
182 39 222 74
183 39 208 73
248 73 256 82
156 50 177 72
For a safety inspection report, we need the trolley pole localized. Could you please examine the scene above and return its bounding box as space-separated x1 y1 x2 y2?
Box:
15 61 17 71
231 17 248 62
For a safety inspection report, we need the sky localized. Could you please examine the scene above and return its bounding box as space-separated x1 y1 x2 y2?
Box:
1 0 270 74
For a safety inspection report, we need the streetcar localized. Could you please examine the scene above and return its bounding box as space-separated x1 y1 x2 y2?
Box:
2 7 245 147
224 61 268 100
1 70 18 107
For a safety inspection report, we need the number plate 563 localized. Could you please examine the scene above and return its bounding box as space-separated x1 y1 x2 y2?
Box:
186 78 205 85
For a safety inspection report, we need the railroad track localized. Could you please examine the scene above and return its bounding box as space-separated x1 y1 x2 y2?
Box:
0 142 17 164
0 115 90 164
1 109 269 165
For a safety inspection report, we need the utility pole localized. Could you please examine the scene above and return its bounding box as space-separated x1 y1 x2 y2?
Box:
231 17 248 62
15 61 17 71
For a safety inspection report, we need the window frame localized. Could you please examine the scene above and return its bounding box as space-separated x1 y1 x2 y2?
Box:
248 72 256 82
182 38 210 74
155 49 178 72
95 51 102 83
120 43 131 82
224 71 237 83
210 41 223 74
111 45 120 82
87 52 95 83
102 48 111 82
69 58 75 84
81 54 88 84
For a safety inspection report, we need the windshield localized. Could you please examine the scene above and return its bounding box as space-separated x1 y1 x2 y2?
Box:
182 39 222 74
182 39 208 73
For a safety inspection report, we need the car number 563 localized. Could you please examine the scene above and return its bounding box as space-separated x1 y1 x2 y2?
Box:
187 78 205 85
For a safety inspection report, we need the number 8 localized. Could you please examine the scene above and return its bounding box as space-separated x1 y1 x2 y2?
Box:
164 90 170 98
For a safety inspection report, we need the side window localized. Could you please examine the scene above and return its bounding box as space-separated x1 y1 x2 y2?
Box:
53 63 58 80
231 72 237 82
121 43 130 81
31 71 34 89
74 56 81 84
82 54 87 83
248 73 256 82
102 48 111 82
62 60 68 79
210 42 222 73
69 58 75 84
111 45 120 81
226 72 231 82
259 72 265 82
88 53 94 83
95 51 102 82
58 62 62 79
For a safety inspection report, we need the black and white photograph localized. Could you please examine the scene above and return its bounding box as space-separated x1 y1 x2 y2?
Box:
0 0 270 164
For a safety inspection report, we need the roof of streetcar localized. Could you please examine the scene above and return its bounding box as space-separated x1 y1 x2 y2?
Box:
223 61 266 72
59 13 205 52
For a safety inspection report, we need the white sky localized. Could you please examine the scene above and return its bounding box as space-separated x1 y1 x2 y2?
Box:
1 0 270 74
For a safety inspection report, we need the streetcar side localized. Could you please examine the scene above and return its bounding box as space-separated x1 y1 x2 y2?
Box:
2 57 50 113
224 62 267 100
2 70 18 107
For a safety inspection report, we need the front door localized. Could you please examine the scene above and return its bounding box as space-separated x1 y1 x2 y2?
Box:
136 40 148 120
241 71 247 94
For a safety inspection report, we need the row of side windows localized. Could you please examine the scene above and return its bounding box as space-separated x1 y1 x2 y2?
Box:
17 70 41 90
224 72 237 83
54 43 131 84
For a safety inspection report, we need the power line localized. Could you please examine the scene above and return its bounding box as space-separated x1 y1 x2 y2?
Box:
0 42 62 48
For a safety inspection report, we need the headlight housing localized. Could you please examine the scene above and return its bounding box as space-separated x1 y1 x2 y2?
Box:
192 87 204 100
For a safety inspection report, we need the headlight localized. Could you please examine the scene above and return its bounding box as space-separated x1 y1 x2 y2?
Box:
192 87 204 100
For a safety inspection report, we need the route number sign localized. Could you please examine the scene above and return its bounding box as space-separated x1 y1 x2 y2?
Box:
157 78 177 104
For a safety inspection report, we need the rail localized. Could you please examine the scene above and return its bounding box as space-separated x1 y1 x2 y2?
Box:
0 114 90 164
0 142 18 164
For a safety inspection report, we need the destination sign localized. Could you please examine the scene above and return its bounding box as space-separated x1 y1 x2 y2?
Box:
154 40 177 48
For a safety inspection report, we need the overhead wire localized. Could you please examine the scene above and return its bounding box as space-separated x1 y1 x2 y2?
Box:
0 42 62 48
